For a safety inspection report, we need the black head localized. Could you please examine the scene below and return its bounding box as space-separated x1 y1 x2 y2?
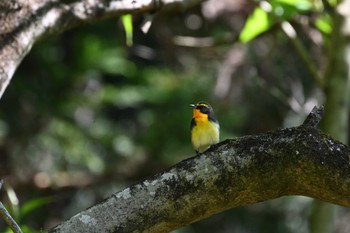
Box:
190 101 214 115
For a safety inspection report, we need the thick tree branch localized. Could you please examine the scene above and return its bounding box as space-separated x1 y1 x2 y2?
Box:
49 107 350 233
0 0 204 98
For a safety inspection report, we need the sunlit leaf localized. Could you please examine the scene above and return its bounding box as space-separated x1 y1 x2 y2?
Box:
122 14 133 47
315 15 332 34
271 0 312 18
240 0 315 43
275 0 312 11
240 7 272 43
328 0 338 7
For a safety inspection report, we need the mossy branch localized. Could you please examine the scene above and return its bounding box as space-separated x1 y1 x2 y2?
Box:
49 106 350 233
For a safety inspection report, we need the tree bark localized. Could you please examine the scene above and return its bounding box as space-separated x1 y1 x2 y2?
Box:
310 1 350 232
0 0 204 99
48 107 350 233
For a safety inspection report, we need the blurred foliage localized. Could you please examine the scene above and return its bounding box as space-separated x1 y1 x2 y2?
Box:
0 0 349 232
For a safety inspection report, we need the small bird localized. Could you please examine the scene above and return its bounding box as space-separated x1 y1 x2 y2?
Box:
190 101 220 153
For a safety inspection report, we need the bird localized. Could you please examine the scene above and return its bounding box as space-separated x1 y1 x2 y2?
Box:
190 101 220 154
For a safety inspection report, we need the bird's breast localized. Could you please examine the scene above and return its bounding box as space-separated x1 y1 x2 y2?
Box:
191 120 220 152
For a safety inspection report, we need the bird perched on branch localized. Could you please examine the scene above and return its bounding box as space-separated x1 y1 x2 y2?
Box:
190 101 220 154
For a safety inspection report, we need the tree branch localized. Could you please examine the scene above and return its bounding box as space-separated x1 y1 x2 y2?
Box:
49 106 350 233
302 105 324 128
0 180 23 233
0 0 204 99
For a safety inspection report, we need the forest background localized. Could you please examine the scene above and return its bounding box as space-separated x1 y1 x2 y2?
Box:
0 0 350 232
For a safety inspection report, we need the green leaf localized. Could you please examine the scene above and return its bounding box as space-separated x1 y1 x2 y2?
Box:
275 0 312 11
270 0 313 21
315 15 332 34
19 196 53 219
240 0 314 43
271 0 312 19
122 14 133 47
240 7 272 43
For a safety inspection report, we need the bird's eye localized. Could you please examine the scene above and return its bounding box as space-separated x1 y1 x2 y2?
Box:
198 106 209 114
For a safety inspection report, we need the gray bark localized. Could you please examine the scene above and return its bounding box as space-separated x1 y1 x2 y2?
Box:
310 1 350 232
49 107 350 233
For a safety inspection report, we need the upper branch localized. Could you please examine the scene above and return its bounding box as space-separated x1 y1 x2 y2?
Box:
0 0 205 98
49 108 350 233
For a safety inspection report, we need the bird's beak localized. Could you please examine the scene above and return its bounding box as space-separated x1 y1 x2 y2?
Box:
190 104 196 108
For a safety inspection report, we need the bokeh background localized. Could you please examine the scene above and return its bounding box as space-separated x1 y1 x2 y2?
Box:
1 0 350 232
